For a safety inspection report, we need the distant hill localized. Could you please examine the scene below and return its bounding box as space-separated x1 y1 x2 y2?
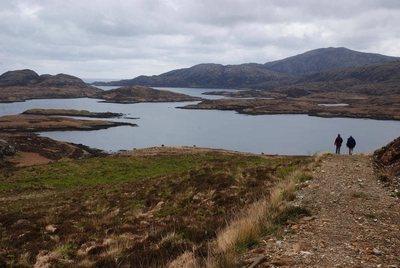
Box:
0 69 102 102
94 63 293 89
0 69 96 88
92 47 400 89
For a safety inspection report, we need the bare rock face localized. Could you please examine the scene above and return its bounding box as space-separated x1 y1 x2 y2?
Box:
374 136 400 179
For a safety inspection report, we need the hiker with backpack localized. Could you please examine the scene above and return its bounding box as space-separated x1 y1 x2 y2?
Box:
346 135 356 155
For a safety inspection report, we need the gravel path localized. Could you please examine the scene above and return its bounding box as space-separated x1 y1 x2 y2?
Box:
245 154 400 267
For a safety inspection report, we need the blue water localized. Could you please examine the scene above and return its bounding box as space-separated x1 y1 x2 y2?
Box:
1 87 399 155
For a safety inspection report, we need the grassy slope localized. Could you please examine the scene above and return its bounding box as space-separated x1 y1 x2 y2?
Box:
0 151 313 267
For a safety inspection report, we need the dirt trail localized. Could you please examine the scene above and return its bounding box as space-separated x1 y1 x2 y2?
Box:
9 152 52 167
245 154 400 267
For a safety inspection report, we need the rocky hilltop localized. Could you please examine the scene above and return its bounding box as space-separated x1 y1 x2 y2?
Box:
0 69 102 102
92 47 400 89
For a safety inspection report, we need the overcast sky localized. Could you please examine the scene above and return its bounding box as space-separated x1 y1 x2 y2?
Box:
1 0 400 80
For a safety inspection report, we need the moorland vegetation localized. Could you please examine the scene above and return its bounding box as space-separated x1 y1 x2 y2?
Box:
0 146 314 267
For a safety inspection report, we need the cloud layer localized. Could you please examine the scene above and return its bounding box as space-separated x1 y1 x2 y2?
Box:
1 0 399 79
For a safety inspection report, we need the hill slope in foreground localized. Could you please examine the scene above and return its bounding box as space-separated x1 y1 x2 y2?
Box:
0 134 399 267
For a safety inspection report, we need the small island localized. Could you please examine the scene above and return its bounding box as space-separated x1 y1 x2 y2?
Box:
22 108 124 118
180 92 400 121
95 85 202 103
0 114 137 132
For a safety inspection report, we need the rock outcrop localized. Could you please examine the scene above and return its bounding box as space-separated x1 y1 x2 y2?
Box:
0 143 16 158
374 136 400 182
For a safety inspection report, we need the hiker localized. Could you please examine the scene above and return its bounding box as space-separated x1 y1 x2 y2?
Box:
334 134 343 154
346 135 356 155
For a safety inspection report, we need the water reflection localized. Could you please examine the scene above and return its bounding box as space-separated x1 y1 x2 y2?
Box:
318 103 349 107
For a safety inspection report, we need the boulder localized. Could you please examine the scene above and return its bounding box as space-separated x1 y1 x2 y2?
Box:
0 144 16 158
374 136 400 178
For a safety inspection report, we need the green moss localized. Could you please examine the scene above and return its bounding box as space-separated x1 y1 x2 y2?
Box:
276 165 298 179
350 191 368 199
25 108 92 116
273 207 311 225
296 172 313 183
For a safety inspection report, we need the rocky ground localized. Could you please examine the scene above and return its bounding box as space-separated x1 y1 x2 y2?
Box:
243 154 400 268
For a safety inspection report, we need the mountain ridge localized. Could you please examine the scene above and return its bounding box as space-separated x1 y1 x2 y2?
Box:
262 47 398 75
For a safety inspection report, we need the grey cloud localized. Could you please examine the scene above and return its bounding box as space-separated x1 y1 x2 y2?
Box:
0 0 399 78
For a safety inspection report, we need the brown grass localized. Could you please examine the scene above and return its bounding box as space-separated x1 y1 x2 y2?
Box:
207 170 302 267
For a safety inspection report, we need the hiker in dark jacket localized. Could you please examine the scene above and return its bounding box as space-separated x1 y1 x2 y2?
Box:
346 135 356 155
334 134 343 154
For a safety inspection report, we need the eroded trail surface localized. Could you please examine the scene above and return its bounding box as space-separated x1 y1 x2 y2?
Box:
246 154 400 267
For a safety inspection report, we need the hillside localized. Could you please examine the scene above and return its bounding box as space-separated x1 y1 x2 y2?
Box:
274 60 400 96
0 139 312 267
1 138 400 267
0 132 400 267
92 47 400 89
